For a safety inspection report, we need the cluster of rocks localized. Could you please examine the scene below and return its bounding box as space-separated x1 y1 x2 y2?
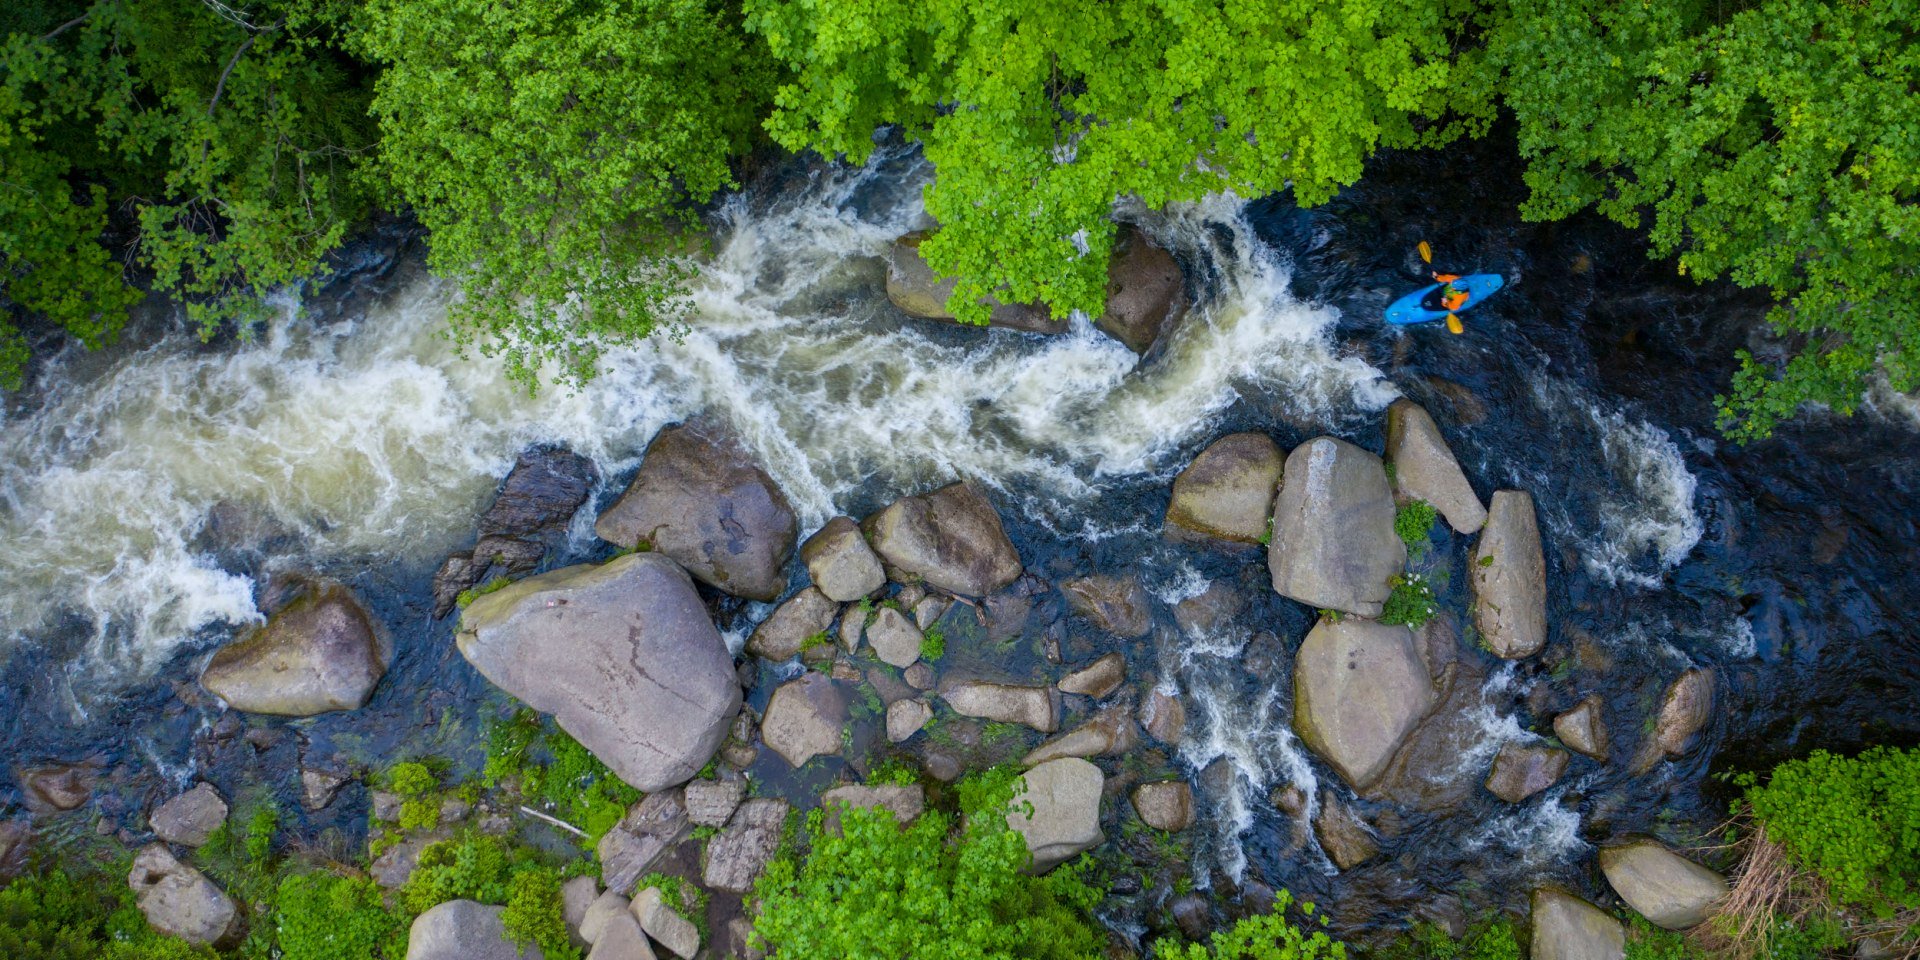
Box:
1531 838 1732 960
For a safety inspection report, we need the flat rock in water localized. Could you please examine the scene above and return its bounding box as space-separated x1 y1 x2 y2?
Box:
1530 889 1624 960
1386 400 1487 534
1061 575 1152 638
801 516 886 602
941 680 1058 733
1313 794 1379 870
150 783 227 847
457 554 740 792
200 582 388 716
1292 618 1434 791
1164 433 1283 545
128 844 239 947
747 587 839 661
762 674 848 767
1633 668 1714 773
1485 743 1569 803
1553 696 1609 762
1142 686 1186 745
1131 781 1194 832
1058 653 1126 699
863 482 1023 597
1095 226 1189 353
885 231 1066 334
865 606 923 668
1470 491 1548 659
1599 839 1730 930
1022 704 1138 765
704 798 788 893
887 698 933 742
592 422 797 602
1009 758 1104 873
433 446 598 617
18 760 100 813
1268 438 1405 617
406 900 543 960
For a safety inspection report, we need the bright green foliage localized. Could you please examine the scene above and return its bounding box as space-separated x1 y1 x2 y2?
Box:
400 834 521 916
1486 0 1920 439
356 0 775 388
747 0 1488 325
385 761 443 832
1152 890 1347 960
272 873 407 960
1394 501 1439 552
482 707 543 789
1740 746 1920 915
0 869 217 960
484 708 641 844
637 872 710 943
1379 573 1438 629
501 868 581 960
0 0 381 388
1621 915 1700 960
920 624 946 661
1384 919 1523 960
752 767 1104 960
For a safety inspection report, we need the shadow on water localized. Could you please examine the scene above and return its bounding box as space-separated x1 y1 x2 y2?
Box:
0 134 1915 949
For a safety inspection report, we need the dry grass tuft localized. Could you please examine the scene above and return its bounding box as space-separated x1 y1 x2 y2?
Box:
1702 821 1919 960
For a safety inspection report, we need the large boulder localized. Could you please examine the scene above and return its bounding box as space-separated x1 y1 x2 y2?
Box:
801 517 886 602
150 783 227 847
1554 696 1609 761
762 674 848 768
1485 743 1570 803
1268 438 1405 617
863 482 1023 597
406 900 543 960
1530 889 1624 960
1386 400 1487 534
885 232 1066 334
1164 433 1284 545
1061 575 1152 638
1293 618 1435 791
704 798 789 893
747 587 839 662
1470 491 1548 659
200 582 387 716
593 422 797 602
1096 226 1188 354
1131 781 1194 832
128 844 239 947
1008 758 1105 873
941 680 1058 733
1599 839 1730 930
433 445 598 617
457 554 741 792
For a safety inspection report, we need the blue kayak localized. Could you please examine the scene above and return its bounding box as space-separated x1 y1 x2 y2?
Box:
1384 274 1506 325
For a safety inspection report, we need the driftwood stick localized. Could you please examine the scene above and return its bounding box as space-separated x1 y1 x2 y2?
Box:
517 805 588 839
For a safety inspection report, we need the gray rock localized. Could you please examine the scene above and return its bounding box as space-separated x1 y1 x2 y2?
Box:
885 231 1065 334
1634 668 1714 773
704 798 789 893
941 680 1058 733
1061 575 1152 638
406 900 543 960
1530 889 1624 960
821 784 926 829
371 834 438 890
724 917 766 960
0 819 29 881
1386 400 1487 534
887 698 933 743
802 517 886 602
1268 438 1405 617
683 778 746 828
1173 893 1213 942
300 766 350 811
1096 226 1188 354
128 844 238 946
1485 743 1570 803
1165 433 1284 545
1058 653 1126 699
371 790 404 823
598 791 690 896
863 482 1023 597
1008 758 1104 873
562 875 599 950
1292 618 1434 791
1022 704 1139 764
592 422 797 602
838 606 866 653
1313 794 1379 870
1554 696 1609 762
1131 781 1194 832
866 606 924 668
587 912 655 960
457 554 740 793
433 446 598 617
913 595 951 630
200 582 388 716
1470 491 1548 659
762 674 848 767
903 662 936 690
1600 839 1730 930
579 890 632 945
631 886 700 959
747 587 839 661
149 782 226 847
1142 685 1186 745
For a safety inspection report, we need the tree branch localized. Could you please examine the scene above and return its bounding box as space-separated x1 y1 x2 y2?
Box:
40 12 90 42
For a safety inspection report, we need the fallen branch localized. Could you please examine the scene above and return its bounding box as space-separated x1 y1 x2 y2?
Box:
517 805 588 839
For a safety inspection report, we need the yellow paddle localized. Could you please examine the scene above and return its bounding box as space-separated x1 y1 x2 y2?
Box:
1418 240 1432 264
1446 313 1464 335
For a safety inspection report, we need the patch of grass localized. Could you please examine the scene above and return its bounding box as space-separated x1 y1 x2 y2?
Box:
456 576 514 609
1317 608 1345 624
801 630 835 653
981 722 1025 746
485 707 641 845
1395 499 1438 553
1382 919 1520 960
691 824 719 841
1379 573 1438 629
1153 890 1345 960
920 623 946 661
501 868 579 960
867 758 922 787
273 873 408 960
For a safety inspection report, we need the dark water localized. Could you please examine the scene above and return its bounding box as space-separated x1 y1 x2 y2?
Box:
2 136 1917 950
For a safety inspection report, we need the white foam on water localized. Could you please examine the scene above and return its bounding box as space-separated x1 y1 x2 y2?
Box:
1178 678 1320 882
0 148 1390 689
1463 785 1589 866
1864 374 1920 431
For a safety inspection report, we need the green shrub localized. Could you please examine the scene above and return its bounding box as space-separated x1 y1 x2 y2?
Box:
501 868 580 960
401 834 521 916
273 873 407 960
1379 574 1438 629
387 762 443 832
1153 890 1346 960
920 624 947 661
1395 500 1439 552
0 869 217 960
1740 746 1920 914
1620 915 1700 960
488 709 642 844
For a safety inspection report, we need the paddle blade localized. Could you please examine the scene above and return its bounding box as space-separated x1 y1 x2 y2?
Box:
1446 313 1464 335
1417 241 1432 264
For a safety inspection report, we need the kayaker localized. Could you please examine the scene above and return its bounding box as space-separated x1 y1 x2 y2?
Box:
1432 273 1469 311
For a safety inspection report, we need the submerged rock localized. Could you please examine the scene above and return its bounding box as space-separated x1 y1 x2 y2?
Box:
1485 743 1570 803
1530 889 1624 960
128 844 239 947
747 587 839 662
1164 433 1284 545
1633 668 1715 773
406 900 541 960
1599 839 1730 930
1293 618 1434 791
1313 794 1379 870
1268 437 1405 617
18 760 102 813
1553 696 1610 762
941 680 1058 733
593 422 797 602
1470 491 1548 659
1061 575 1152 638
864 481 1023 597
885 231 1066 334
457 554 741 792
1131 781 1195 832
1096 226 1189 354
1009 758 1105 873
432 445 598 618
149 783 227 848
801 516 886 602
200 582 388 717
1386 400 1487 534
1058 652 1126 699
762 673 848 767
